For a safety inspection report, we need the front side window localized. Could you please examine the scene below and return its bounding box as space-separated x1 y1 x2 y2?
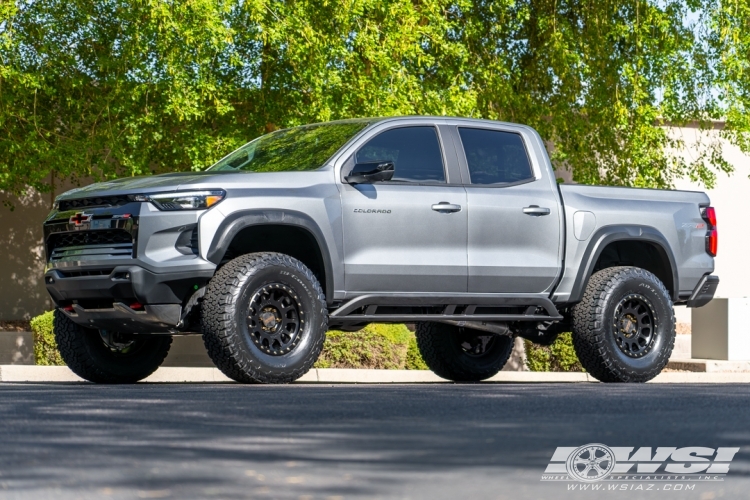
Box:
208 119 374 172
356 126 445 182
458 128 534 185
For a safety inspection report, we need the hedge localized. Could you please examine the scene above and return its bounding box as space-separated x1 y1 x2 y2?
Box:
315 323 427 370
524 332 583 372
29 311 65 366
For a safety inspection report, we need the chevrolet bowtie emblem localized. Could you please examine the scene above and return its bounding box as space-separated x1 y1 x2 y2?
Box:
69 212 92 226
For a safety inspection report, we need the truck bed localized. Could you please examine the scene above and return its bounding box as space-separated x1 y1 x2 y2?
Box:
553 184 712 302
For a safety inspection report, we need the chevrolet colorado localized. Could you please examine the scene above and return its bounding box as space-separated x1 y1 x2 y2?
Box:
43 116 719 383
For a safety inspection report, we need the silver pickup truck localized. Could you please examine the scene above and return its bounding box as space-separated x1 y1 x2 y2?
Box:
43 116 719 384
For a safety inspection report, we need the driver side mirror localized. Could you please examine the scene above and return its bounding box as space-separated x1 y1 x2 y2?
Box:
345 161 395 184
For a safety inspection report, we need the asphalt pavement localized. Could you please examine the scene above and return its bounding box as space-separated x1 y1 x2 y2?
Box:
1 383 750 499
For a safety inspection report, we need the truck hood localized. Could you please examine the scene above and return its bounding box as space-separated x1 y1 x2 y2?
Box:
56 170 328 200
56 172 230 200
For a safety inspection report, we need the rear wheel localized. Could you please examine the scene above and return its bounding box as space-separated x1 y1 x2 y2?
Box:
571 266 675 382
53 310 172 383
415 322 514 381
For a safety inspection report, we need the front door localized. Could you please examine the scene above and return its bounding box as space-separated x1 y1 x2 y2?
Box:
456 126 562 293
340 125 468 293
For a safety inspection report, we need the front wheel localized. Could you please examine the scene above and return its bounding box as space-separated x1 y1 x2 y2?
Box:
571 266 675 383
415 322 514 381
201 252 327 384
54 310 172 383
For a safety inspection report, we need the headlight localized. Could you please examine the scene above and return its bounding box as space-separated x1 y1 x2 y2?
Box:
132 190 226 211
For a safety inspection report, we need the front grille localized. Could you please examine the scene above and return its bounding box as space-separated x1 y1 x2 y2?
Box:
48 230 134 262
49 230 132 250
58 196 132 211
57 269 114 278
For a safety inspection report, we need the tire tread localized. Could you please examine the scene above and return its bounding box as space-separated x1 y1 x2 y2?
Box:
415 322 513 382
201 252 327 384
54 310 172 383
571 266 675 383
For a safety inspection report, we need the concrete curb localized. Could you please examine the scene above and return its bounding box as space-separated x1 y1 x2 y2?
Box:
3 365 750 383
667 358 750 373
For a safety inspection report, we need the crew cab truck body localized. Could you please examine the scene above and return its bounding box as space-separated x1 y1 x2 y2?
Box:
43 116 719 383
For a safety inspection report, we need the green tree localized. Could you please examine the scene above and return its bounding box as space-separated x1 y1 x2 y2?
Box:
708 0 750 159
461 0 732 188
0 1 744 198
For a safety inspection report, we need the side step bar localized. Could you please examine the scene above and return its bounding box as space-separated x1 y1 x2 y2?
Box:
328 294 562 324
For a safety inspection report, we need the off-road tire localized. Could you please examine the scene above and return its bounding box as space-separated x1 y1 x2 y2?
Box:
415 322 514 382
53 310 172 383
572 266 675 383
201 252 327 384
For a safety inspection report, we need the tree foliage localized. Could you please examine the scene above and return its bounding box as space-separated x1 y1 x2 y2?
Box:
0 0 747 196
709 0 750 159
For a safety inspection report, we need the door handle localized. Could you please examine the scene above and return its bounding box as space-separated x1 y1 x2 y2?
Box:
522 205 551 216
431 202 462 213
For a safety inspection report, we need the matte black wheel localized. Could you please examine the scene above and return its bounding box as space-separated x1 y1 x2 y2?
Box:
572 266 675 382
201 252 327 384
613 294 656 358
53 310 172 383
247 283 304 356
415 322 514 382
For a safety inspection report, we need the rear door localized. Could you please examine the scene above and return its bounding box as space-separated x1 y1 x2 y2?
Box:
340 124 468 293
453 125 562 293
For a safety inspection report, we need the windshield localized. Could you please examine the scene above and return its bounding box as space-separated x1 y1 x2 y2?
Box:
208 120 375 172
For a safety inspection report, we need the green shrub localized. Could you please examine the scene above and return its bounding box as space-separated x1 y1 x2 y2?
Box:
30 311 65 366
405 335 429 370
524 332 583 372
315 323 427 370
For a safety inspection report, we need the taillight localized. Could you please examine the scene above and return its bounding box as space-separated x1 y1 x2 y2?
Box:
702 206 718 257
705 206 717 227
707 229 718 256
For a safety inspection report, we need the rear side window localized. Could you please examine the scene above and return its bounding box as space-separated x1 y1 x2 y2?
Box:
356 126 445 182
458 128 533 185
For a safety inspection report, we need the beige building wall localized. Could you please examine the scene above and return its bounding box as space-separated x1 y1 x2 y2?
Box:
0 181 82 320
0 190 53 320
671 128 750 325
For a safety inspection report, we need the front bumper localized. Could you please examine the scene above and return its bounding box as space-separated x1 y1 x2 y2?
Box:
45 266 215 333
45 265 214 305
59 302 184 334
686 274 719 308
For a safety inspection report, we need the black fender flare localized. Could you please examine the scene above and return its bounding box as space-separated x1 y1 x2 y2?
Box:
568 225 679 303
206 209 335 304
